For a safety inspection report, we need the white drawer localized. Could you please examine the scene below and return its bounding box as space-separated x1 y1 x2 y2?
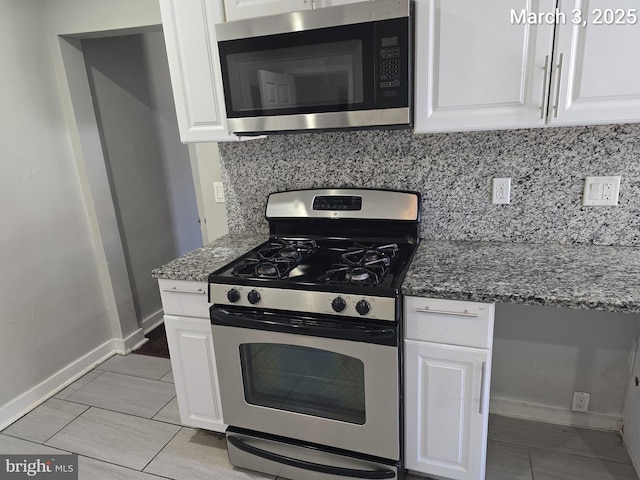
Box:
159 279 210 318
404 296 494 349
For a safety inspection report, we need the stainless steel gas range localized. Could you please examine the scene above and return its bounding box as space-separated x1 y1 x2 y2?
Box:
208 188 421 480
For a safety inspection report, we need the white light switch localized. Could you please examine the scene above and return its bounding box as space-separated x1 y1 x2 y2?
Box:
213 182 225 203
582 176 620 206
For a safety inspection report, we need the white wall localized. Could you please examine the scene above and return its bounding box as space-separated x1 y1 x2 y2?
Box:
491 303 640 430
39 0 163 350
0 0 113 424
0 0 167 428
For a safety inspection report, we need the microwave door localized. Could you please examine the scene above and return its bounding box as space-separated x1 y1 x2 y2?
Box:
257 70 296 108
216 0 411 133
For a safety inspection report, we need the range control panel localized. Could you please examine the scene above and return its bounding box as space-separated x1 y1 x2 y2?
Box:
209 284 397 322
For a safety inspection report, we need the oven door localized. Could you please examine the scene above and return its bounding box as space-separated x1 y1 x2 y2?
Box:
210 305 400 461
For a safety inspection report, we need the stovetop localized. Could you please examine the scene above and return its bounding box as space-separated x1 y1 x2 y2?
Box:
207 237 418 297
208 188 421 321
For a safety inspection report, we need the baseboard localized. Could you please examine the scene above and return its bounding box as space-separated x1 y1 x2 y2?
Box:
113 327 147 355
140 309 164 334
490 396 623 432
0 340 116 431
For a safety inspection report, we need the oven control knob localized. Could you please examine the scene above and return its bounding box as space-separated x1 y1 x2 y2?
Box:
356 300 370 316
227 288 240 303
331 297 347 313
247 289 261 304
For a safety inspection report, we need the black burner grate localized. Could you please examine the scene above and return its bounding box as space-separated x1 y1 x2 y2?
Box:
318 243 399 285
232 239 318 279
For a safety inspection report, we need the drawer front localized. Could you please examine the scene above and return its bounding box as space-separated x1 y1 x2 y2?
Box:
405 297 494 349
159 279 210 318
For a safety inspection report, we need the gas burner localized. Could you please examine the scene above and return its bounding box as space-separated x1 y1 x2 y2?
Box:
342 243 398 266
233 239 318 279
346 267 376 283
232 257 299 278
258 239 318 260
319 243 398 285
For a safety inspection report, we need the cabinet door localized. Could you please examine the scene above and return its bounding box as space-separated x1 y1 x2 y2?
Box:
164 315 226 432
414 0 556 133
159 0 238 142
405 339 491 480
550 0 640 125
223 0 310 21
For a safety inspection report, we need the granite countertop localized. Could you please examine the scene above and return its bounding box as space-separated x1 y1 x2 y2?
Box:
151 232 266 282
403 240 640 314
152 233 640 314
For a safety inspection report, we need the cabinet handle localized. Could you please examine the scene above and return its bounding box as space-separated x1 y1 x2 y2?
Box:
415 307 478 318
479 361 487 414
163 287 206 295
552 53 564 118
540 55 550 119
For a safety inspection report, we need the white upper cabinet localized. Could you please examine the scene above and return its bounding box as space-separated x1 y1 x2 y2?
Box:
415 0 640 133
550 0 640 125
223 0 310 21
414 0 556 133
160 0 238 142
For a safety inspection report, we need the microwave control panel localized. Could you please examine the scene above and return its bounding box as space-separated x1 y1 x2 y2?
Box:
376 17 410 108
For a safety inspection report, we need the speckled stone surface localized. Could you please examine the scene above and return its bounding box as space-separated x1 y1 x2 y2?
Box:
151 233 265 282
403 240 640 313
218 124 640 245
152 232 640 313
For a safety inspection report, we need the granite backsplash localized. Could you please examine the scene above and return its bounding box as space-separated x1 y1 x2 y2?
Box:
218 124 640 246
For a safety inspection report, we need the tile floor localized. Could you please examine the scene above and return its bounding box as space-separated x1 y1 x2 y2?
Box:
1 353 637 480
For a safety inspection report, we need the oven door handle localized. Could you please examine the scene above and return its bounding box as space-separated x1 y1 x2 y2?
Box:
210 306 397 344
227 435 396 479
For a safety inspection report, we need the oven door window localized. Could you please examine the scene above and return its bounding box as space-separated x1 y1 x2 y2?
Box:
219 23 374 118
239 343 365 425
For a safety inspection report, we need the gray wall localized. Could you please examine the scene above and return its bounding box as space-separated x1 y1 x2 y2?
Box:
0 0 112 411
83 32 200 326
218 125 640 424
493 304 638 425
142 31 203 255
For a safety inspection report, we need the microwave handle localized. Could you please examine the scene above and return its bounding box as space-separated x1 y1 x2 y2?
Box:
210 306 396 344
227 435 395 479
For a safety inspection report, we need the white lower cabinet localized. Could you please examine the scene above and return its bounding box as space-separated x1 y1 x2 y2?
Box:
158 279 226 432
404 297 494 480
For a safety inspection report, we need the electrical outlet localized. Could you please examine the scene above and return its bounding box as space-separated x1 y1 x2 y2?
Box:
582 176 620 206
572 391 590 412
492 178 511 205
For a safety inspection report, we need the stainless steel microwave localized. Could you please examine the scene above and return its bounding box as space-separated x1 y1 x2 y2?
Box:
215 0 412 135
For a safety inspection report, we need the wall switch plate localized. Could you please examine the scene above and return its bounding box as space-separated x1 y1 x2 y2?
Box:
582 176 620 206
492 178 511 204
572 391 590 412
213 182 225 203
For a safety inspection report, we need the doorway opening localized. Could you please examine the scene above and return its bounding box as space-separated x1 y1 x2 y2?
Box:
81 31 202 333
